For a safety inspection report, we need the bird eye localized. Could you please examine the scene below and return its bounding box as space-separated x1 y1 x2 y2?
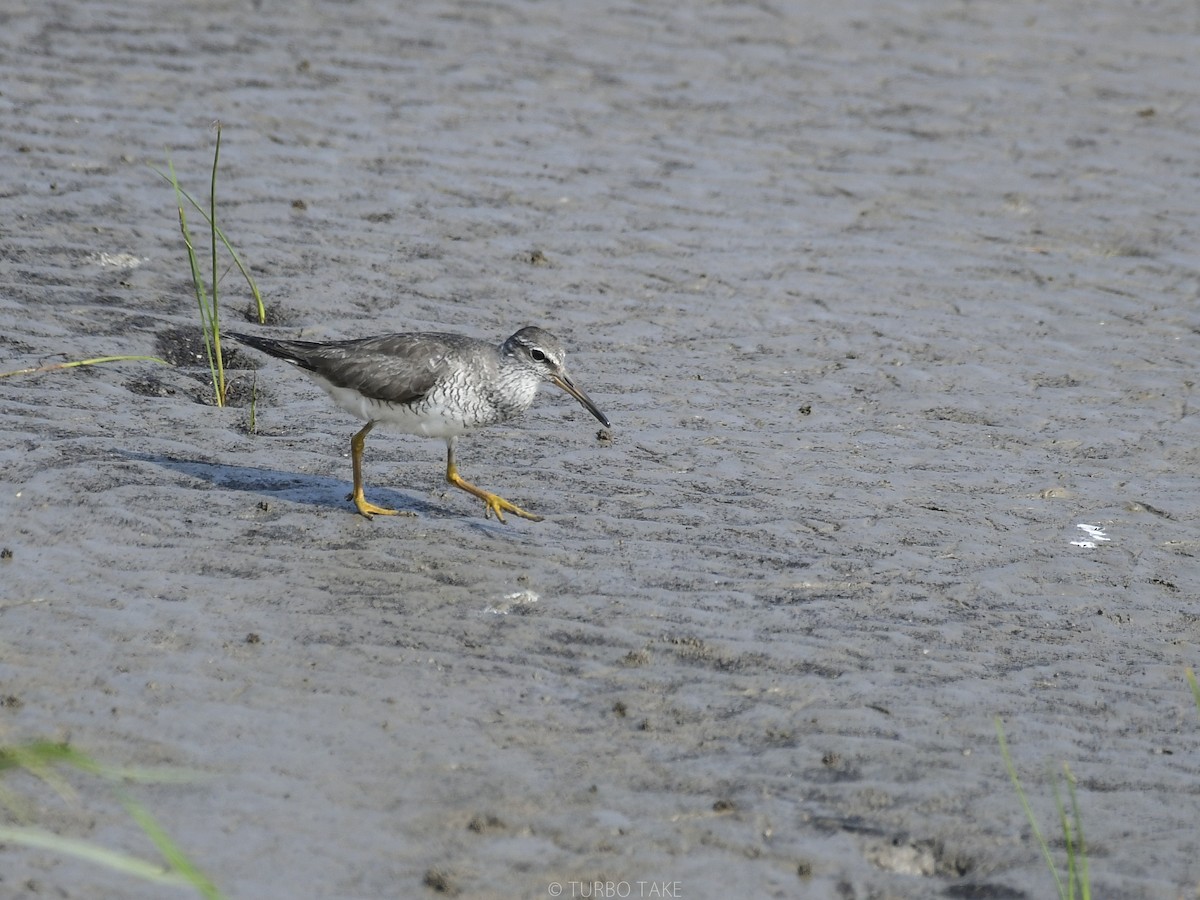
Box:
530 348 547 362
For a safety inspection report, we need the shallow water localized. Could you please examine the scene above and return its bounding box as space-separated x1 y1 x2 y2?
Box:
3 1 1200 897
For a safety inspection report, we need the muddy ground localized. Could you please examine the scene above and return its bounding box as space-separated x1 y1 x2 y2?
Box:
2 1 1200 898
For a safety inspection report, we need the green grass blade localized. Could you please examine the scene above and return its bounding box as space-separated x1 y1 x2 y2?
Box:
1049 767 1076 898
0 741 198 786
995 718 1067 900
167 158 216 333
0 826 196 890
118 789 224 900
0 740 85 774
0 743 77 805
209 123 224 405
147 167 265 324
0 356 169 379
248 371 258 434
1186 668 1200 714
1063 763 1089 900
165 155 222 403
1 741 219 897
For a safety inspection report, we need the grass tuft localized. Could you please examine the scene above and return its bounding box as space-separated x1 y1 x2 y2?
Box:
0 739 222 899
152 121 264 406
998 670 1200 898
995 718 1089 900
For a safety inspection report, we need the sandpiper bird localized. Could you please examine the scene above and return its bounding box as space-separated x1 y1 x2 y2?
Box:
228 326 609 523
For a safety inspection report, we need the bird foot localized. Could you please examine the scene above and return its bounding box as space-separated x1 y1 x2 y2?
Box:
446 468 542 524
481 493 543 524
348 491 400 519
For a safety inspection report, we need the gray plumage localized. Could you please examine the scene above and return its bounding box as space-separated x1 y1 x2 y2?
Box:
228 327 607 430
226 325 608 522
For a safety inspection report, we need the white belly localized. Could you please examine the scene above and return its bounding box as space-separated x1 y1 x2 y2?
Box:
314 379 516 438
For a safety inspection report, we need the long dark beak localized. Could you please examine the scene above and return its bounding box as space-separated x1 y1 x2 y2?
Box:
551 373 610 428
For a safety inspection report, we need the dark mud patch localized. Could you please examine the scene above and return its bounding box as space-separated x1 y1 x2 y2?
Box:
147 324 260 406
123 371 179 399
248 300 299 328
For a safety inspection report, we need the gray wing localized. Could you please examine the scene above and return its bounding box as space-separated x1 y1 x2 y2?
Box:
231 332 463 405
299 334 462 405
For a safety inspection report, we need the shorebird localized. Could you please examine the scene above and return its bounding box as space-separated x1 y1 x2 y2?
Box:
228 327 609 523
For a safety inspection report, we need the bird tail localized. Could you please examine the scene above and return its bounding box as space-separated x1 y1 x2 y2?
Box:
225 332 318 369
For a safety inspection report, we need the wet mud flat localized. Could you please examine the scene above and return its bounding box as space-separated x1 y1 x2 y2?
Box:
2 1 1200 898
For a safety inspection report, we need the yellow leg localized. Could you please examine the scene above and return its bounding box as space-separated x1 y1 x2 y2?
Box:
348 421 398 519
444 438 542 523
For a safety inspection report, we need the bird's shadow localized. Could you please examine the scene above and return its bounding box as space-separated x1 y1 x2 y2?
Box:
119 450 454 520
